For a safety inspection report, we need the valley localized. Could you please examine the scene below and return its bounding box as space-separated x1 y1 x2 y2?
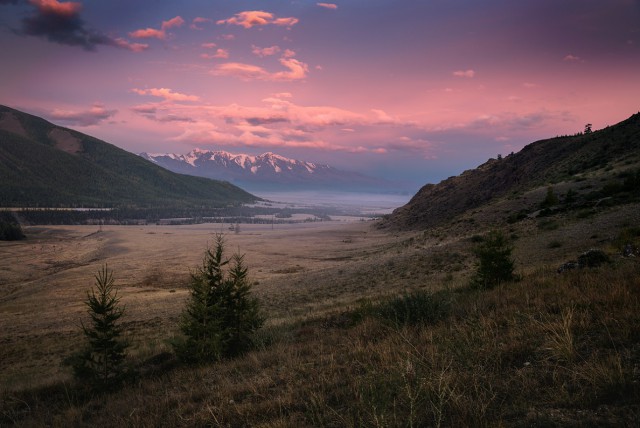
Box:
0 221 411 389
1 111 639 426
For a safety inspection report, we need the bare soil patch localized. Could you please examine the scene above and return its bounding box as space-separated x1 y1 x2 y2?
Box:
48 128 83 154
0 112 28 138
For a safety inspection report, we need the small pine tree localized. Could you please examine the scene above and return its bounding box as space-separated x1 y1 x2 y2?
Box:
72 265 128 391
471 230 516 289
540 186 559 209
174 235 263 364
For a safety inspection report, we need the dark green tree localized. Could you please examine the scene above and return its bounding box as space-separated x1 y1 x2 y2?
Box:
72 265 128 391
0 211 25 241
174 235 263 364
471 230 516 289
540 186 559 209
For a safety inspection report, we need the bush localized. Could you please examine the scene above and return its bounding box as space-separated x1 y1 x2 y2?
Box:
0 211 25 241
173 235 264 364
376 290 451 327
471 230 516 289
577 249 610 268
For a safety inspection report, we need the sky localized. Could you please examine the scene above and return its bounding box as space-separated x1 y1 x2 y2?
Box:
1 0 639 189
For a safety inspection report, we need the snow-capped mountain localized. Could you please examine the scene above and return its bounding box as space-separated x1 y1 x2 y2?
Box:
139 149 398 192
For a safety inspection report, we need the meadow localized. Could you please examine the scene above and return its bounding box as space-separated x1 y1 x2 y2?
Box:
1 201 639 426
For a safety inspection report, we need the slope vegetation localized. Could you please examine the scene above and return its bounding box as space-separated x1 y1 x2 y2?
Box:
382 113 640 230
0 105 256 208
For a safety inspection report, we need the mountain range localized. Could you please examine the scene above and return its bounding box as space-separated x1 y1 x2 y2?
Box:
140 149 402 193
0 105 256 208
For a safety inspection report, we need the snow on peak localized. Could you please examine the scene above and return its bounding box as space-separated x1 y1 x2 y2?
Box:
144 148 329 174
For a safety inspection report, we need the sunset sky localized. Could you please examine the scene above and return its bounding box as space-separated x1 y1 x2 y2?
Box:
1 0 639 188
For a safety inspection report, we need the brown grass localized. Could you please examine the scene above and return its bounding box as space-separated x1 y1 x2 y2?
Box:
1 202 639 426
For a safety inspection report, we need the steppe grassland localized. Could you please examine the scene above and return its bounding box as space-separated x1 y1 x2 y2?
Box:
0 221 417 390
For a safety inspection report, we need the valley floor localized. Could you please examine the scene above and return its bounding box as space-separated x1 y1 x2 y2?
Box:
0 221 412 390
1 205 639 426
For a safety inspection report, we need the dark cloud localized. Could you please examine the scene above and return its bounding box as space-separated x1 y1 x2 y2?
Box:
21 2 105 50
17 0 143 51
246 116 290 126
49 105 117 126
0 0 21 5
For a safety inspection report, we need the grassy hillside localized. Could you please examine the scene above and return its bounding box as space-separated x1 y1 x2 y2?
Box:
0 105 256 208
1 225 638 426
382 112 640 230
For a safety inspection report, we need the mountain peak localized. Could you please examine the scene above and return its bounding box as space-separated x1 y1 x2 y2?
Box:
140 148 398 192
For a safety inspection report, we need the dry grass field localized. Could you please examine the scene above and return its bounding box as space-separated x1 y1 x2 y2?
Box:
0 220 416 390
1 201 639 426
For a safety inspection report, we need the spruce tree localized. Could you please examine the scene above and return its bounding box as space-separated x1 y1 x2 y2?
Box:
471 230 516 289
72 265 128 391
174 235 263 364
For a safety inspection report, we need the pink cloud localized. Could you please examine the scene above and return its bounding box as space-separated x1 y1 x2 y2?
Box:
274 58 309 81
273 17 299 27
212 55 309 81
161 16 184 30
30 0 81 17
132 87 200 102
216 11 299 29
191 17 213 30
171 125 350 152
130 104 157 114
201 49 229 59
129 27 165 39
130 15 184 40
317 3 338 10
252 45 280 57
49 103 116 126
563 54 582 62
371 109 394 123
201 42 217 49
453 69 475 78
384 136 437 158
212 63 269 81
112 37 149 52
129 96 420 155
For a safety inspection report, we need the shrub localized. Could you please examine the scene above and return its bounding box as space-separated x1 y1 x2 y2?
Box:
577 249 610 268
173 235 264 364
376 290 452 327
548 240 563 249
471 230 516 289
0 211 25 241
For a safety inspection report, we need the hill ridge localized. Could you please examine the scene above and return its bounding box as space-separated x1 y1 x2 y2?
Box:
0 105 257 208
381 112 640 230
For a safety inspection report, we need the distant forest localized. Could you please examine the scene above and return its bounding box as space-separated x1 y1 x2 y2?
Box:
14 205 337 226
